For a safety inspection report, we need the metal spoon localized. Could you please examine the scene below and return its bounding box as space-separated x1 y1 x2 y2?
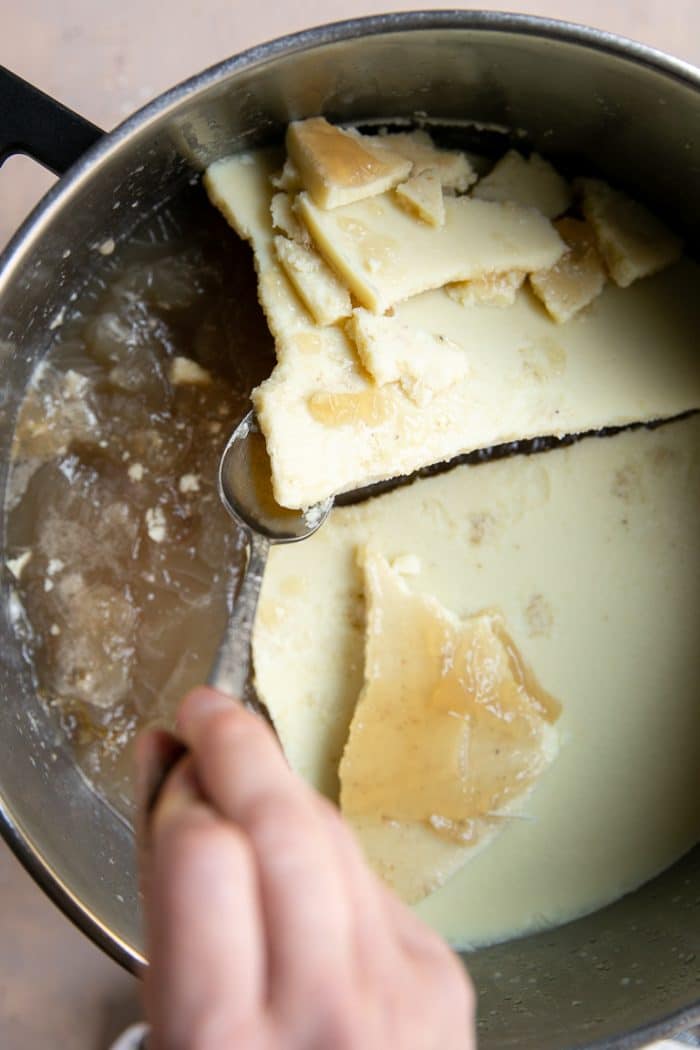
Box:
207 410 332 703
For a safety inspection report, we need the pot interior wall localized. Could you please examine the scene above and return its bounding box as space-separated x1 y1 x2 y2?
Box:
1 17 699 1048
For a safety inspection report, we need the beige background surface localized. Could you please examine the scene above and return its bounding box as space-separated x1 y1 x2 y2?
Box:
1 1 699 1047
3 0 700 251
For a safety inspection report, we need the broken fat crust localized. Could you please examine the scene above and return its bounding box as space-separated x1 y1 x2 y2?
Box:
204 116 690 512
203 118 695 905
339 550 560 903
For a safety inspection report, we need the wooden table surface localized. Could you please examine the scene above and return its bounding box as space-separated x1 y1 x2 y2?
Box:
1 2 698 1047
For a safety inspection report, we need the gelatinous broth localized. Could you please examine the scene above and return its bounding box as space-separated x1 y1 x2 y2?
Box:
5 189 275 815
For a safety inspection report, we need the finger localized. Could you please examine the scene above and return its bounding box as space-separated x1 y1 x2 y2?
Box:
319 803 475 1050
135 729 187 815
149 750 201 826
376 879 476 1046
316 800 399 973
145 756 266 1049
176 688 353 1008
134 729 187 903
378 879 455 957
312 788 445 962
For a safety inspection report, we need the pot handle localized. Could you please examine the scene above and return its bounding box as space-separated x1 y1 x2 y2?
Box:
0 66 103 175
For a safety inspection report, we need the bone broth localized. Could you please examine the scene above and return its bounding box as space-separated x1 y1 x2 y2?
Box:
5 195 274 815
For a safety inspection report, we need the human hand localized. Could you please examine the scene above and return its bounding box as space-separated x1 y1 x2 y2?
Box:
137 687 475 1050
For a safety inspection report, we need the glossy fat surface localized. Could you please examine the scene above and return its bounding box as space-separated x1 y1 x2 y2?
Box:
254 416 700 947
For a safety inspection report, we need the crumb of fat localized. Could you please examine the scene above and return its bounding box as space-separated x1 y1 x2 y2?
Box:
169 356 213 386
6 550 32 580
145 506 167 543
48 307 66 331
128 462 145 482
62 370 90 397
178 473 201 494
303 499 332 529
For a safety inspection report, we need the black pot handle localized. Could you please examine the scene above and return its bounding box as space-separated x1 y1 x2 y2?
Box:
0 66 104 175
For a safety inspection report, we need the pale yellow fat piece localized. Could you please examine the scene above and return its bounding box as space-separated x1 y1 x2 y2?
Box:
447 270 525 308
204 150 282 250
168 356 212 386
252 416 700 945
270 192 308 243
473 150 572 219
205 150 328 346
395 170 445 226
347 308 468 404
255 255 700 507
297 189 565 314
578 177 683 287
530 218 607 323
365 128 477 192
206 151 700 510
339 550 559 902
274 235 352 327
286 117 412 209
348 818 482 906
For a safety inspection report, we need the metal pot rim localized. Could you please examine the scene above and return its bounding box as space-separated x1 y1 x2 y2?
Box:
1 13 699 1045
2 8 700 286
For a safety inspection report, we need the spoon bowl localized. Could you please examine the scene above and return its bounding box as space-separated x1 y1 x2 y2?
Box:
218 411 333 541
208 410 332 701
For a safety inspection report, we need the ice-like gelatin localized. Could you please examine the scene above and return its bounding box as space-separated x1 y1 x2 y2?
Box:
5 194 275 814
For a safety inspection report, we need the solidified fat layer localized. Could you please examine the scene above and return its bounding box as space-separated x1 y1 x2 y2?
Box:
255 259 700 508
339 550 559 902
286 117 412 209
447 270 525 308
473 150 572 219
394 170 446 226
364 128 477 192
578 177 683 288
253 417 700 945
348 309 468 403
206 152 700 510
530 218 607 323
296 190 565 313
274 236 352 326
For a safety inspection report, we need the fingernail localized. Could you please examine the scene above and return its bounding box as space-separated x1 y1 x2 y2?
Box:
175 686 237 733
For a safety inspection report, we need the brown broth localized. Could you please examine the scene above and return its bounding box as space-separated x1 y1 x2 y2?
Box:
5 189 275 816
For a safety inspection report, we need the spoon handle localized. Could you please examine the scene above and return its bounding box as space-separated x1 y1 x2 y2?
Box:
207 529 270 703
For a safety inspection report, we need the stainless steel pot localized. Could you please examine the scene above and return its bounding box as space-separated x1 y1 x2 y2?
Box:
1 12 699 1048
